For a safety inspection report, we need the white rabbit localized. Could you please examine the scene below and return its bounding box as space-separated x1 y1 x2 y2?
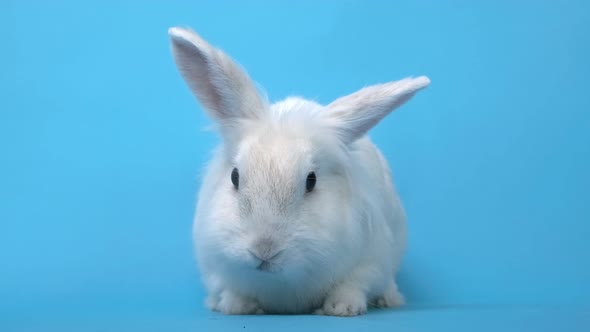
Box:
169 26 430 316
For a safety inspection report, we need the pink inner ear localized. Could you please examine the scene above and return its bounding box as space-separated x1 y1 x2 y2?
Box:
170 27 267 126
171 35 226 118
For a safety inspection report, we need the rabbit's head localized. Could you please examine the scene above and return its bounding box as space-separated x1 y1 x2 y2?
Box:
169 27 429 282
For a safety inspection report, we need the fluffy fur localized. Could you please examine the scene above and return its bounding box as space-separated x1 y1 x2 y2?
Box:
168 26 430 316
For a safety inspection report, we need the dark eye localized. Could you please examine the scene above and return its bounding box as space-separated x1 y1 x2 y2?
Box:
306 172 316 193
231 168 239 190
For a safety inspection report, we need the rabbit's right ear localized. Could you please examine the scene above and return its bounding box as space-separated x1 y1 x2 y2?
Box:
323 77 430 144
169 27 266 129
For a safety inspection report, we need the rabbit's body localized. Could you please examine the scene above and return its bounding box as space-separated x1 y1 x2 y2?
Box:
169 27 429 316
195 101 406 315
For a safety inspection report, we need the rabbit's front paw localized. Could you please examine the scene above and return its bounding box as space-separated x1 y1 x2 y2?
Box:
206 293 221 311
216 290 264 315
373 280 404 308
316 288 367 316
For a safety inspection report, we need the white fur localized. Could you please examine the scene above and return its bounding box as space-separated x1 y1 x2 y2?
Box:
169 27 430 316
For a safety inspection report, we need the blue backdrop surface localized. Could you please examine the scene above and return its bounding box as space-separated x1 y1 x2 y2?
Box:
1 0 589 331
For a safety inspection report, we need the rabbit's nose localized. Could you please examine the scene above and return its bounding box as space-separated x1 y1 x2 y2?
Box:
249 237 282 263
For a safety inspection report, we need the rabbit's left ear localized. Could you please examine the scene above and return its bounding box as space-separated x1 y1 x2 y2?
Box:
324 76 430 143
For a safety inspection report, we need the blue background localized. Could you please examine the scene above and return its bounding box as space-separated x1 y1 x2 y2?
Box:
1 0 589 331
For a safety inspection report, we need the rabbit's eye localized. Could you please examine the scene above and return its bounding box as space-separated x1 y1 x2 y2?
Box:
306 172 316 193
231 168 239 190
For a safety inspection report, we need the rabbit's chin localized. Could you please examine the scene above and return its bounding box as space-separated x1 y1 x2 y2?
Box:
221 254 325 284
214 262 334 313
219 246 354 293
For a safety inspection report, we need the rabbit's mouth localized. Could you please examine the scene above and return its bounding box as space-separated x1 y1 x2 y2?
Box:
255 261 283 274
248 246 284 273
251 251 284 273
256 260 273 272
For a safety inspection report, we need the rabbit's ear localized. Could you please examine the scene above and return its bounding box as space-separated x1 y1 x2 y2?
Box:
169 27 265 126
324 76 430 143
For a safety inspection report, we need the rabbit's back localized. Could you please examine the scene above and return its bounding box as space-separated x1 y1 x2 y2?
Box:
351 136 407 272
